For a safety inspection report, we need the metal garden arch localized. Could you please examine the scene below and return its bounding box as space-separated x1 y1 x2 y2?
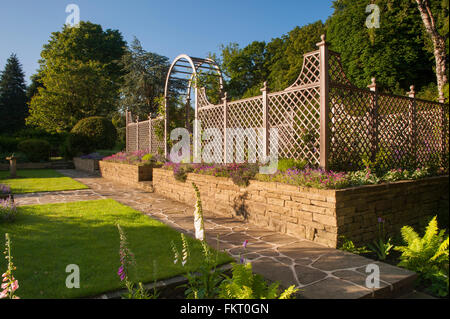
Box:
163 54 224 157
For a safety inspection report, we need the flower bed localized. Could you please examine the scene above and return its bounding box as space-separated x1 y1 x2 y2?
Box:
153 167 449 248
162 161 443 190
102 150 164 166
99 150 163 186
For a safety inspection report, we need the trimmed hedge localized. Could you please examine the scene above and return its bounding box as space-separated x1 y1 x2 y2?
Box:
17 139 51 162
64 117 117 158
0 136 22 153
0 129 67 157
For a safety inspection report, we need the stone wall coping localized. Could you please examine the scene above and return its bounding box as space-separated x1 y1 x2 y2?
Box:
335 175 449 194
98 160 153 168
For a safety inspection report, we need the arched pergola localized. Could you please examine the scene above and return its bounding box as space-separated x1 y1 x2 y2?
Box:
163 54 224 157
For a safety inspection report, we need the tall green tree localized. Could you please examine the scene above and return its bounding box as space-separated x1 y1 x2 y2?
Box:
414 0 449 100
0 54 27 133
220 41 268 100
266 21 326 91
218 21 325 99
119 37 170 118
27 21 126 133
26 73 43 103
326 0 436 94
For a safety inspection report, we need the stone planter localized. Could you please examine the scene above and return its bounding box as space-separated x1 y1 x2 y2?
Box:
74 157 100 173
99 161 154 186
152 168 449 248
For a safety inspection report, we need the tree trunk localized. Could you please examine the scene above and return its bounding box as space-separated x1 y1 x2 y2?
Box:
415 0 448 101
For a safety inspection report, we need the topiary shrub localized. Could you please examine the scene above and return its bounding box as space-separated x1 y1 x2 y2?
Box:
66 117 117 158
17 139 51 162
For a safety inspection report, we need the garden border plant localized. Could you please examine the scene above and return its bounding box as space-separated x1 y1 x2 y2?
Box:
161 159 445 190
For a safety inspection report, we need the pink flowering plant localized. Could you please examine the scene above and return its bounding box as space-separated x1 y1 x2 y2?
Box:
1 233 19 299
162 158 440 190
103 150 164 166
256 167 352 189
0 196 17 223
117 224 155 299
163 162 260 186
0 184 11 196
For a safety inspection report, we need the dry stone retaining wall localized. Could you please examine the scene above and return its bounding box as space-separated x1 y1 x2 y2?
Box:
153 168 448 248
99 161 153 185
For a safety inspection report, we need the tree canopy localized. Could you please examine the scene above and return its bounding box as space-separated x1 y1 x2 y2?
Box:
26 21 126 133
216 0 448 99
119 37 170 119
326 0 436 94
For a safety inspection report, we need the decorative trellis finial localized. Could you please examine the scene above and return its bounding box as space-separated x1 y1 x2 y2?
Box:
368 77 377 91
260 81 268 92
408 85 416 98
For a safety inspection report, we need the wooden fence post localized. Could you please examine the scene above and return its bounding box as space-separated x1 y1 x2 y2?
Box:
261 82 269 158
125 108 129 152
439 96 447 167
164 96 169 158
223 92 228 163
148 113 152 154
368 77 378 163
136 115 140 151
407 85 416 165
317 34 330 170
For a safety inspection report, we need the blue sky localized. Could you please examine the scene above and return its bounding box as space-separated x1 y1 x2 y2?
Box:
0 0 334 84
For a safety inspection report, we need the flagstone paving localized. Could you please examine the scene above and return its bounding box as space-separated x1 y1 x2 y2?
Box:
14 169 417 299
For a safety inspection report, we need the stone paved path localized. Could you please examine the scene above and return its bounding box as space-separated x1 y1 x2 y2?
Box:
14 169 416 299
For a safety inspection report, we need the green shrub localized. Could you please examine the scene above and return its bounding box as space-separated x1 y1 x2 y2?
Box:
141 154 153 163
116 127 126 146
277 158 308 172
65 117 117 158
0 136 23 153
17 139 51 162
13 128 67 157
395 216 449 297
218 263 298 299
338 236 370 255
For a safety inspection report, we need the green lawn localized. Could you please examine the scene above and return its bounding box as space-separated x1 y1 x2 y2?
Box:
0 169 88 194
0 199 232 298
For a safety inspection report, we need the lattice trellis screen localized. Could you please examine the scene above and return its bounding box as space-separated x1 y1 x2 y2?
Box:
128 36 448 170
328 49 448 171
126 115 165 155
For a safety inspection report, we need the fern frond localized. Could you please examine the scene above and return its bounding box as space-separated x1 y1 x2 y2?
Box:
279 285 299 299
400 225 420 246
423 216 439 244
431 237 449 262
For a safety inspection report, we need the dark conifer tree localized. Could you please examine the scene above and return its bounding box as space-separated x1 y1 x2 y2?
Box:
0 53 27 133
